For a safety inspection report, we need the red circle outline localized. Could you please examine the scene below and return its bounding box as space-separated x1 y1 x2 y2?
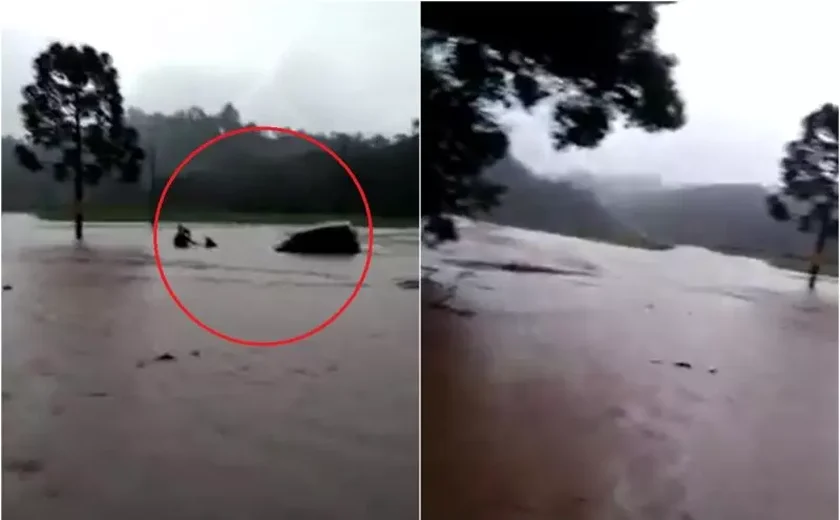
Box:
152 125 375 347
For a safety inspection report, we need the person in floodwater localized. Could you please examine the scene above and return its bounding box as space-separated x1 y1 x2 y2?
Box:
204 236 217 249
173 224 197 249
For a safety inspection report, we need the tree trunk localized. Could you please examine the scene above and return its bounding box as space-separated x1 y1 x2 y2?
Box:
73 100 84 241
148 145 156 227
74 172 84 241
807 206 830 291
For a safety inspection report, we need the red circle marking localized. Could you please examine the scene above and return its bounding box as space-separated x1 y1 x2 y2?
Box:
152 125 374 347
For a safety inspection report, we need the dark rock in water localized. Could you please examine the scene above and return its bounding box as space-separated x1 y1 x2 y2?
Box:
274 222 361 255
204 237 217 249
3 284 12 291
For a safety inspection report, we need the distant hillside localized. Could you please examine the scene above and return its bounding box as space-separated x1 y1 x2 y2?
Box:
479 157 660 248
596 182 838 273
478 159 836 273
603 184 815 255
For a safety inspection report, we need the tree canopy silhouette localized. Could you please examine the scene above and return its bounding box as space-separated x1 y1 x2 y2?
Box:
421 2 686 242
14 42 144 240
4 103 418 222
766 103 838 290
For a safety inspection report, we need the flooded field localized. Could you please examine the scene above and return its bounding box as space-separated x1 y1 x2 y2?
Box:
2 214 419 520
423 219 838 520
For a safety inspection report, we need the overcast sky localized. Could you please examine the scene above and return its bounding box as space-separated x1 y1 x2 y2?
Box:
3 2 837 187
502 1 839 186
1 0 419 137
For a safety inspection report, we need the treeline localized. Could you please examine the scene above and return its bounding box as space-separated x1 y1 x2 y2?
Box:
482 156 838 271
2 103 418 218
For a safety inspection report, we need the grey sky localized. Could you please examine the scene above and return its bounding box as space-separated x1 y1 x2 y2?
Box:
501 1 839 186
1 0 419 137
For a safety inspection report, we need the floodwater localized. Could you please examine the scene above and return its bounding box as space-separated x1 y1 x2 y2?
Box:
423 219 838 520
2 214 418 520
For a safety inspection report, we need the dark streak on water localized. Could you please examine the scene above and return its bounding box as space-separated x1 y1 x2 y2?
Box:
442 257 597 277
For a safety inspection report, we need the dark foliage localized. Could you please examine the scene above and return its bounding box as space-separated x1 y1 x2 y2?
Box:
14 42 144 239
766 103 838 288
421 2 686 242
767 103 838 229
3 105 419 220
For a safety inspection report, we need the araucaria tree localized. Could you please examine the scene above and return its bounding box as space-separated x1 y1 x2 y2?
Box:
421 3 686 243
766 103 838 290
14 42 145 240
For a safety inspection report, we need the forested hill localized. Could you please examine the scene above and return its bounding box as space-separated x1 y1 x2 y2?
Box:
477 157 837 269
600 183 836 260
478 156 655 246
2 103 418 218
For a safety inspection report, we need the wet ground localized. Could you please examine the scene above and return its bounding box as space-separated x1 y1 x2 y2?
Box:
423 220 838 520
2 214 419 520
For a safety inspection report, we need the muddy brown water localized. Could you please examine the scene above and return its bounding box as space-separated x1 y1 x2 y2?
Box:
2 214 418 520
423 219 837 520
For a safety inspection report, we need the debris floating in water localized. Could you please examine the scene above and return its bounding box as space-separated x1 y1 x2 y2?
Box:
3 284 12 291
442 258 594 276
395 278 419 290
651 359 717 374
430 301 476 318
190 350 201 357
4 458 44 475
154 353 177 362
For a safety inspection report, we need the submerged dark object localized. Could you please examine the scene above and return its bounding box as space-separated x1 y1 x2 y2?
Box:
3 284 11 291
274 222 361 255
204 237 217 249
